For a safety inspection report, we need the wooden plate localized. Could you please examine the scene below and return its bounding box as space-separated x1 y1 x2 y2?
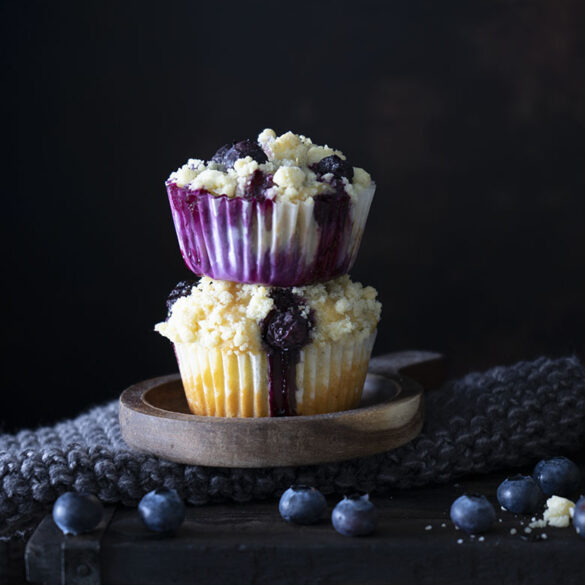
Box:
119 356 429 468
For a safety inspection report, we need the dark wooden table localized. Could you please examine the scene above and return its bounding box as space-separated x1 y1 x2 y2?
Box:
25 467 585 585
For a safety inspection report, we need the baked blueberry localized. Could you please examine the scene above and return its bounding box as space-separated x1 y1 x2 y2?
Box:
312 155 354 181
496 475 544 514
331 494 377 536
211 139 268 168
573 496 585 539
52 492 103 535
279 485 327 525
138 488 185 533
245 169 273 200
450 494 496 534
210 143 230 165
262 290 314 351
166 280 198 316
533 456 581 497
263 309 312 351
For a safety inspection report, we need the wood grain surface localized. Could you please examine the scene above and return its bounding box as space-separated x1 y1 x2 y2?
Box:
25 467 585 585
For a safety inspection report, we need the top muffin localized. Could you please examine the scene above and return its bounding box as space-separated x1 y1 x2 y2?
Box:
165 129 376 287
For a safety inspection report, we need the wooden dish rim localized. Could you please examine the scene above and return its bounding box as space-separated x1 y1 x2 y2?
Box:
119 372 422 425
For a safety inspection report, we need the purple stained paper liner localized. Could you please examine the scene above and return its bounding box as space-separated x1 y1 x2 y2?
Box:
166 182 375 287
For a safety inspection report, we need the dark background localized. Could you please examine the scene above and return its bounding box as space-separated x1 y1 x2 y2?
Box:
3 0 584 432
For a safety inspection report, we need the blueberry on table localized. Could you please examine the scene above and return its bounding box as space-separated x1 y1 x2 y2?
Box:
138 488 185 533
450 494 496 534
533 456 581 497
279 485 327 525
331 494 377 536
52 492 104 535
496 475 544 514
312 155 354 181
573 496 585 539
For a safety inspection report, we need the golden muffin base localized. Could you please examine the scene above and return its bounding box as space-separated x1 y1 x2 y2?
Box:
173 332 376 417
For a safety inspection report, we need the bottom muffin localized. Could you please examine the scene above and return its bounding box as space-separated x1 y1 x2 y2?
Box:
155 276 381 417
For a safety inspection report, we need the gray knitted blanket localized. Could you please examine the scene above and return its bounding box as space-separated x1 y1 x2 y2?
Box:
1 355 585 539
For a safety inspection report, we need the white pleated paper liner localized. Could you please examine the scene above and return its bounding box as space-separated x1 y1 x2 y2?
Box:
173 331 377 417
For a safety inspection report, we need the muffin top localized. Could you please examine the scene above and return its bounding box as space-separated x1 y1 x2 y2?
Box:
155 276 381 353
167 129 373 204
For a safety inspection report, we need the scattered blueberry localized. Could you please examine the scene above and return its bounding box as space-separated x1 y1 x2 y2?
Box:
211 139 267 168
52 492 104 535
573 496 585 539
279 485 327 525
450 494 496 534
331 494 377 536
497 475 544 514
138 488 185 533
312 155 354 181
533 456 581 497
166 280 198 316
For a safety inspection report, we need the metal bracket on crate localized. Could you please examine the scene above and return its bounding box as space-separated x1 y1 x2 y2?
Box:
60 507 115 585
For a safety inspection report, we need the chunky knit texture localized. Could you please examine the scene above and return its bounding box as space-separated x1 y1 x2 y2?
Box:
1 355 585 541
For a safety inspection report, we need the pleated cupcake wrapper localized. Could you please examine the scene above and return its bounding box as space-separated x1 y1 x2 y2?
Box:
173 331 377 417
167 182 376 286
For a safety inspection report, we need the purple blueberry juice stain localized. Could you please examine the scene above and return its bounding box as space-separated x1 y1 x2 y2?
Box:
264 350 298 417
261 289 314 416
312 187 351 281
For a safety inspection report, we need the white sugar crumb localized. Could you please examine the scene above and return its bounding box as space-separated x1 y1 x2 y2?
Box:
524 527 532 534
425 525 432 531
441 523 447 528
541 533 548 540
457 538 464 544
510 528 517 535
498 518 503 523
294 278 381 344
529 496 575 529
157 275 380 350
478 536 485 542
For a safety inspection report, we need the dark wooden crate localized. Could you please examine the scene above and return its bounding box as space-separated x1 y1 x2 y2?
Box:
25 469 585 585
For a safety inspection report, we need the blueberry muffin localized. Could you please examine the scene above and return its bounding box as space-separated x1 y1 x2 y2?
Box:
155 276 381 417
165 129 375 287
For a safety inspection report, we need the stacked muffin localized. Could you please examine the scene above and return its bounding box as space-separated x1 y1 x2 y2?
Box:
155 129 381 417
